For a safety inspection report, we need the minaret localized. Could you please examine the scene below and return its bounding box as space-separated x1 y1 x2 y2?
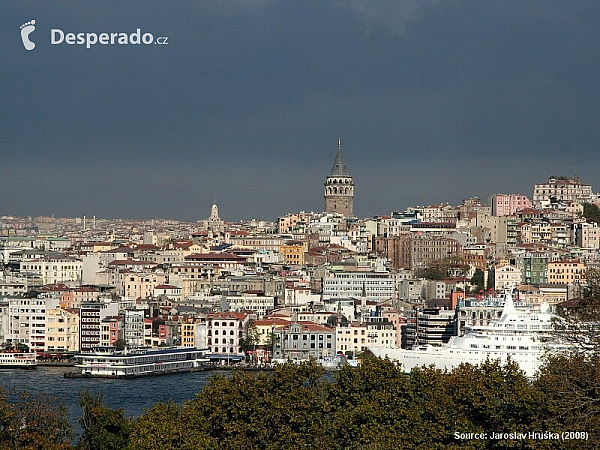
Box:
324 138 354 216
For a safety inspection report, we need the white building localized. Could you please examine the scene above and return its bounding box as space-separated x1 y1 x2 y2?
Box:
574 221 600 249
220 294 275 319
20 256 83 285
5 296 60 352
533 176 593 205
206 311 251 356
492 265 522 291
322 271 396 301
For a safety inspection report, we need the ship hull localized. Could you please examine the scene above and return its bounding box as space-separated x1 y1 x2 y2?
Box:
368 345 542 378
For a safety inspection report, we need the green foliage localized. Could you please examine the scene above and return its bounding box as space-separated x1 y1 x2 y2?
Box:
0 388 17 449
554 268 600 354
179 362 328 449
77 391 131 450
239 322 260 356
7 354 600 449
538 267 600 448
416 256 470 280
128 402 184 450
471 269 485 293
534 354 600 449
0 389 72 450
582 203 600 223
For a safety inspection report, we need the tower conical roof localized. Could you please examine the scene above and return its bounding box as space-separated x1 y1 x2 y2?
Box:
329 138 349 177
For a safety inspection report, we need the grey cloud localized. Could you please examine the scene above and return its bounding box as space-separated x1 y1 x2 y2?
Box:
339 0 443 36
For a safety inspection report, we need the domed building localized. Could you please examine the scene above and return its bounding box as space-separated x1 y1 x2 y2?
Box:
206 202 225 234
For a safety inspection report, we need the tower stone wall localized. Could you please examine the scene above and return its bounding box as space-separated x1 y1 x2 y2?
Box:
324 139 354 216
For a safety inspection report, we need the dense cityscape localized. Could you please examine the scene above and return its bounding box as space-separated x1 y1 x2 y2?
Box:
0 144 597 367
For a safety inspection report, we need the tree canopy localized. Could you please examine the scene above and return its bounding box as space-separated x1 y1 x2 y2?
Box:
415 256 470 280
1 357 599 449
583 203 600 223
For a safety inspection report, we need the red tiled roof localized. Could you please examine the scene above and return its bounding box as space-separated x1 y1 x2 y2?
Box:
229 230 250 236
134 244 159 250
40 283 71 291
207 312 249 321
73 287 99 292
102 246 133 254
291 321 334 332
254 319 290 326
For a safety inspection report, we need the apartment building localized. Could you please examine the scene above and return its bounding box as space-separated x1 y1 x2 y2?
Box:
5 296 60 352
489 194 532 217
533 176 593 204
547 260 585 285
45 307 79 352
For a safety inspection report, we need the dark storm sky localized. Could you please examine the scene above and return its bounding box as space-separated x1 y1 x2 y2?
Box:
2 1 600 221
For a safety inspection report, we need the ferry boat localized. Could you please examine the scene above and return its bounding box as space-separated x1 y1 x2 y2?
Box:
368 294 563 378
72 346 209 378
0 351 37 369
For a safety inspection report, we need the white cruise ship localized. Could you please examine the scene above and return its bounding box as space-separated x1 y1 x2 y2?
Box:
368 294 560 378
0 351 37 369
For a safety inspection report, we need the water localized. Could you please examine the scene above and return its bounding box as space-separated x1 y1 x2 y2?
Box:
0 367 224 438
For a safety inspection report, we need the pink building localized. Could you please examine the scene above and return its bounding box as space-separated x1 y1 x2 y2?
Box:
489 194 532 216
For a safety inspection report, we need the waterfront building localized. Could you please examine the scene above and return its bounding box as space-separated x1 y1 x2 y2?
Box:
181 318 207 349
404 307 456 349
336 319 397 356
206 311 251 356
143 317 172 347
272 321 336 361
6 296 60 352
45 307 79 352
79 303 101 352
324 139 354 217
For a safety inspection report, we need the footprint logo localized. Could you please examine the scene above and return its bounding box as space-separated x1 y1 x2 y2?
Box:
20 20 36 50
